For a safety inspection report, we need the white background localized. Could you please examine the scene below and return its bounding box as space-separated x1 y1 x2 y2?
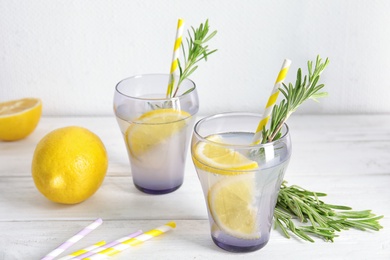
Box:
1 0 389 116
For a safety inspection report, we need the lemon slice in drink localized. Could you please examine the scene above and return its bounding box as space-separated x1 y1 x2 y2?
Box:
193 135 258 175
126 108 190 157
209 174 260 239
193 135 260 238
0 98 42 141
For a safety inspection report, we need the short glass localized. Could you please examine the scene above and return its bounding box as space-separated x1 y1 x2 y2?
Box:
191 112 291 252
114 74 199 194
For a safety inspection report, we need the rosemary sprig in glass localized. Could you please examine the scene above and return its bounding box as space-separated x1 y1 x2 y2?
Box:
171 19 217 97
261 55 329 143
263 55 383 241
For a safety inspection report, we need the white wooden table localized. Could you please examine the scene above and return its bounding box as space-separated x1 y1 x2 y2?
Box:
0 115 389 259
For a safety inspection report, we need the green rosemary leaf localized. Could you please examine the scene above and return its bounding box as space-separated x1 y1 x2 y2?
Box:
184 65 198 80
203 30 218 43
322 204 352 210
336 210 373 218
275 218 291 239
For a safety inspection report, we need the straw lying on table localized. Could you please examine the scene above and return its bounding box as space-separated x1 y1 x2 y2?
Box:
41 218 103 260
85 222 176 260
57 241 106 260
71 230 143 260
166 18 185 98
252 59 291 144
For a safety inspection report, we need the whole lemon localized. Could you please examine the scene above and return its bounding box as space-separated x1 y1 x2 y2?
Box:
32 126 108 204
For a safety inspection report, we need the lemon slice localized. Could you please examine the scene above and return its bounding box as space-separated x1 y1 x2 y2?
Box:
0 98 42 141
193 135 260 238
208 174 260 239
193 135 258 175
126 108 191 157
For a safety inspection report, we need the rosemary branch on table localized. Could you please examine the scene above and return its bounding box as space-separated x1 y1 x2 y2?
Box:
275 181 384 242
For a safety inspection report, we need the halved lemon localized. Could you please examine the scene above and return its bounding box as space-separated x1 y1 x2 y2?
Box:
0 98 42 141
126 108 191 157
193 135 258 175
208 174 260 239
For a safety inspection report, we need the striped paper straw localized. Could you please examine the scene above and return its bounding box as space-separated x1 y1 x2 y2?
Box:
85 222 176 260
71 230 142 260
252 59 292 143
166 18 185 98
57 241 106 260
41 218 103 260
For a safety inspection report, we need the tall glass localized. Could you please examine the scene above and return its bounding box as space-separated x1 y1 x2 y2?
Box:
191 112 291 252
114 74 199 194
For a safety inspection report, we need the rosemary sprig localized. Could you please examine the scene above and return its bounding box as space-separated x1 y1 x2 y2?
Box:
275 181 384 242
171 19 217 97
261 56 383 241
261 55 330 143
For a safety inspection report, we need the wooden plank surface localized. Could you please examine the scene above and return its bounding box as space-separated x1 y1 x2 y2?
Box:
0 115 389 259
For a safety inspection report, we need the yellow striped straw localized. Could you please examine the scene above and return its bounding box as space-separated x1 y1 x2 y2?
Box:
166 18 185 98
57 240 106 260
85 222 176 260
252 59 292 143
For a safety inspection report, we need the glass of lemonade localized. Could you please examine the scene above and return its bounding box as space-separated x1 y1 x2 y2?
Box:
114 74 199 194
191 112 292 252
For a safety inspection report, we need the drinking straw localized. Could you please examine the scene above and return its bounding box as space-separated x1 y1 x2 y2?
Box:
166 18 185 98
57 241 106 260
252 59 292 143
84 222 176 260
71 230 143 259
41 218 103 260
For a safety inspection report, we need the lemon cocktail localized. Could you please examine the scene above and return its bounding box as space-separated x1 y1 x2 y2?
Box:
114 74 199 194
113 19 215 194
191 112 292 252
